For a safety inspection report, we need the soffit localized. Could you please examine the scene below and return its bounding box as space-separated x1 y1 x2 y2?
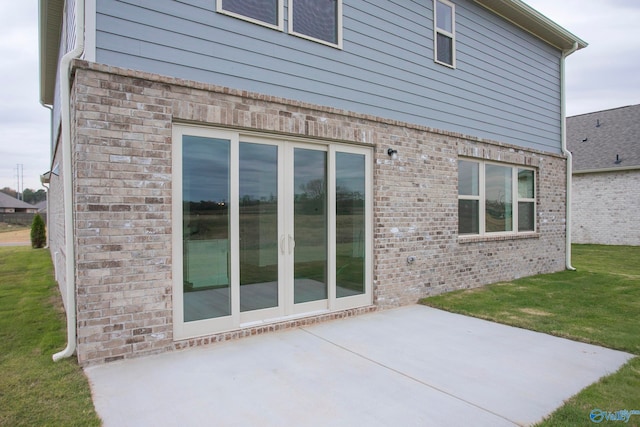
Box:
473 0 588 52
39 0 64 106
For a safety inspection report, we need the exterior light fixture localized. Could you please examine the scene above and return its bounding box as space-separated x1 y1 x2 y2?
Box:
387 148 398 160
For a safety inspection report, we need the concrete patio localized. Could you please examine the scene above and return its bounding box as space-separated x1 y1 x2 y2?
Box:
85 305 632 426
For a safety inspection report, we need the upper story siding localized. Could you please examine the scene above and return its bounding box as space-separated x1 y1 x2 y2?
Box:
93 0 564 153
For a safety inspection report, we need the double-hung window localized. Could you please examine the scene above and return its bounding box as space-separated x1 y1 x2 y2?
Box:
458 159 536 236
434 0 455 68
289 0 342 48
217 0 283 30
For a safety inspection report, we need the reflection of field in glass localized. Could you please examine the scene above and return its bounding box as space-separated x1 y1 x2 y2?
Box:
183 210 364 304
486 202 512 233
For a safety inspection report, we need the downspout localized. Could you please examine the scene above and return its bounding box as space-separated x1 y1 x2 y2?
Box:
40 103 53 248
560 42 578 271
53 0 85 362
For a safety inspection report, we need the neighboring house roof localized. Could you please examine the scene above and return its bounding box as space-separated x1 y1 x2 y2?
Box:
0 192 38 210
567 104 640 173
38 0 587 106
35 200 48 212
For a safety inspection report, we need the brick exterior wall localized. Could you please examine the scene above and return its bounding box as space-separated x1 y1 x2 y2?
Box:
57 61 568 365
572 170 640 245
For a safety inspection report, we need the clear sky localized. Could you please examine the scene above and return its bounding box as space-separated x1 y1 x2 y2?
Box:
1 1 639 192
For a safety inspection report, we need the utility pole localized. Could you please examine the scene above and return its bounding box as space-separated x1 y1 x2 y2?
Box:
16 164 23 200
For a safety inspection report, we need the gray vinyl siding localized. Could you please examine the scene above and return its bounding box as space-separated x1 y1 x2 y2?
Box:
95 0 563 153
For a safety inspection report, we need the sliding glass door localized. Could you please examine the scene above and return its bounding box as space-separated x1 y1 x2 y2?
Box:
173 126 372 339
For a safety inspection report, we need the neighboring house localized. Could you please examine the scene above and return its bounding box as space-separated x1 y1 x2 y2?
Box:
567 105 640 246
35 200 48 213
39 0 586 365
0 191 38 213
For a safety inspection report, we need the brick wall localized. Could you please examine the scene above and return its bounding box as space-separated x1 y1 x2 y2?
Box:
572 170 640 245
65 61 567 365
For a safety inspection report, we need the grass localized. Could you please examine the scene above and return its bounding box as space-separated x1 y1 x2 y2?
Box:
0 246 101 427
421 244 640 427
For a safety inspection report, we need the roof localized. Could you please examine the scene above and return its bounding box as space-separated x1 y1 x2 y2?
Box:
567 104 640 172
473 0 587 51
0 192 38 210
39 0 587 106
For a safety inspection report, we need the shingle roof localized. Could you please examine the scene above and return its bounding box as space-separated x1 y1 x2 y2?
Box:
567 104 640 172
0 192 37 209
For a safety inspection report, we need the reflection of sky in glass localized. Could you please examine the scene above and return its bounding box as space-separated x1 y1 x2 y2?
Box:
518 169 534 198
183 136 229 202
458 160 478 196
295 149 326 196
485 164 511 204
240 142 277 200
336 152 365 194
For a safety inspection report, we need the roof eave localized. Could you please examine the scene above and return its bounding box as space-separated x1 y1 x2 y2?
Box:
473 0 588 52
39 0 64 106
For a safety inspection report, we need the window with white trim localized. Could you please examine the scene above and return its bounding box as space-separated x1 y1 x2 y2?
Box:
458 159 536 236
289 0 342 48
217 0 283 30
434 0 455 68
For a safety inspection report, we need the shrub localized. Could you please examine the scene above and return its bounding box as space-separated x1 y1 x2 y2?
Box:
30 214 46 249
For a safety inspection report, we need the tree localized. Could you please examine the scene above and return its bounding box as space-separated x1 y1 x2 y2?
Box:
0 187 18 199
30 214 46 249
22 189 47 205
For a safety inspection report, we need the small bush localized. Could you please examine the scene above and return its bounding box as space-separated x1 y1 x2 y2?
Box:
30 214 46 249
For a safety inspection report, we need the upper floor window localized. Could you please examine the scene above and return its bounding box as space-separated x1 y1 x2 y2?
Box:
289 0 342 48
458 159 536 236
218 0 283 30
434 0 455 68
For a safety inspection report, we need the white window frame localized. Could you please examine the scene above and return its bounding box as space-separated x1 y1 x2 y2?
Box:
458 159 537 237
217 0 284 32
288 0 343 49
433 0 456 68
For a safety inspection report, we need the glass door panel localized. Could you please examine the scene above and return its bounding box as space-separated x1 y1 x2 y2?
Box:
335 152 366 298
293 148 328 304
182 136 231 322
239 142 279 312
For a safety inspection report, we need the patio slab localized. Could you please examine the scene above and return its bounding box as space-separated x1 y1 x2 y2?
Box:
85 305 632 426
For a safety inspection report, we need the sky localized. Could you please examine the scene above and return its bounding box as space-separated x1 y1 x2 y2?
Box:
0 1 639 192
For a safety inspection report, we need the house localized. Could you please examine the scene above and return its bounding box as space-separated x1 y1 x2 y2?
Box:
39 0 586 365
567 104 640 246
0 191 39 213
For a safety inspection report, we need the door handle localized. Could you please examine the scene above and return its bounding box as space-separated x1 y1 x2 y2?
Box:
288 234 295 255
280 235 285 255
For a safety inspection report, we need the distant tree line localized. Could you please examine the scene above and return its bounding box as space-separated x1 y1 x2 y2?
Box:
1 187 47 205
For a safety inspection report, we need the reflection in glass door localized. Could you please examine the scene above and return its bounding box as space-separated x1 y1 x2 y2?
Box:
336 152 366 298
239 142 279 312
293 148 328 304
182 136 231 322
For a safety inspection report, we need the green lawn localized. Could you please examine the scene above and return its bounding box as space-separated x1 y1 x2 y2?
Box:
0 246 101 427
421 244 640 427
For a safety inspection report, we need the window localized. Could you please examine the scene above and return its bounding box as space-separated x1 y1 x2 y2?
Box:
458 159 536 236
434 0 455 67
289 0 342 48
217 0 283 30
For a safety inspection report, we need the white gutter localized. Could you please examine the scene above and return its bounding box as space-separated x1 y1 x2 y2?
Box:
560 42 579 271
53 0 85 362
